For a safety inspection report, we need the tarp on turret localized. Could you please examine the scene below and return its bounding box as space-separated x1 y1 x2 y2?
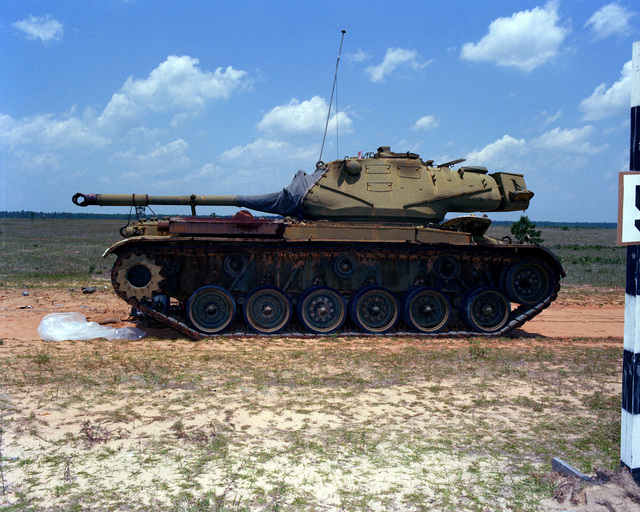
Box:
236 167 325 218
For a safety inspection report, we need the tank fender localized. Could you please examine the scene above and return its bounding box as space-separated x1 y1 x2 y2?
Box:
101 237 164 258
519 244 566 278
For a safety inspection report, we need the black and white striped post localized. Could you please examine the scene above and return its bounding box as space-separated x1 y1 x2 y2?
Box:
622 40 640 483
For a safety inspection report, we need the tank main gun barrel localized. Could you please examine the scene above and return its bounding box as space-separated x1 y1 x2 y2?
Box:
73 167 324 218
72 193 238 208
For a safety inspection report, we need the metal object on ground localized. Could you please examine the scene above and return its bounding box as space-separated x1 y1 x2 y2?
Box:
73 146 564 338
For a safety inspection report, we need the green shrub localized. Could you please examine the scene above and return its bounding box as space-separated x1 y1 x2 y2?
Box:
511 215 543 244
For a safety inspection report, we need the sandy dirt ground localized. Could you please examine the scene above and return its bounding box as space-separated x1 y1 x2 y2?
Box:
0 285 626 342
0 285 636 511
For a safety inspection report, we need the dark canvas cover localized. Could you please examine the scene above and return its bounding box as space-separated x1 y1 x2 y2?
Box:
236 167 324 218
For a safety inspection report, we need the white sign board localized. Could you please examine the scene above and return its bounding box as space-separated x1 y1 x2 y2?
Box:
619 172 640 245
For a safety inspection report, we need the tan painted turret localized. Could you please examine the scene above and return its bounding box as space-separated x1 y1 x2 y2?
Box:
74 146 533 223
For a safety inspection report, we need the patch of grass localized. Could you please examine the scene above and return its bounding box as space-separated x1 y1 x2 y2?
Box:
33 349 52 366
488 225 624 287
0 218 121 286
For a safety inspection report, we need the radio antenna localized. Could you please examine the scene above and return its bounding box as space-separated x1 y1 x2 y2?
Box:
319 30 346 163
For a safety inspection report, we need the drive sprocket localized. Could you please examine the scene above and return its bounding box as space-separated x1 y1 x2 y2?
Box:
112 251 164 301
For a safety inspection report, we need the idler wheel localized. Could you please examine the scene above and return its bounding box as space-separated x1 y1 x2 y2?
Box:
298 286 346 334
350 286 399 334
243 286 292 334
187 285 236 334
502 261 553 305
401 287 451 333
460 287 510 333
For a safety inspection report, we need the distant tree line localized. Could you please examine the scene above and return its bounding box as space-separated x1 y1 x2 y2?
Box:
491 220 616 229
1 210 133 219
0 210 616 228
0 210 181 220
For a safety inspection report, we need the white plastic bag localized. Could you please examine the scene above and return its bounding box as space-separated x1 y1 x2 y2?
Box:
38 312 146 341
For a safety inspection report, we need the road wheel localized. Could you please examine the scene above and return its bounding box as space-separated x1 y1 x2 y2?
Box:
461 287 510 333
502 261 553 305
350 286 399 334
297 286 346 334
401 287 450 333
243 286 292 334
187 285 235 334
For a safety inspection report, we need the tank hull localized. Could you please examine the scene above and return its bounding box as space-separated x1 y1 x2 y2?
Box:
107 213 564 338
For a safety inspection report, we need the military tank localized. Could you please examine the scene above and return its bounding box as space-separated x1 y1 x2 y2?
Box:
73 146 564 339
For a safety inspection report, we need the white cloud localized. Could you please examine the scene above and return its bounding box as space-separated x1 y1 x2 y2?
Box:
98 56 250 129
460 2 569 72
531 125 601 154
0 55 251 182
466 135 527 168
256 96 353 137
218 94 356 193
0 112 107 149
466 125 606 174
579 60 631 121
2 56 251 150
116 159 222 192
194 163 217 179
412 115 439 131
220 137 319 190
112 139 191 172
365 48 430 82
221 96 353 191
222 137 291 161
221 137 316 166
13 14 63 43
585 3 636 39
346 50 371 63
537 109 563 129
12 150 62 174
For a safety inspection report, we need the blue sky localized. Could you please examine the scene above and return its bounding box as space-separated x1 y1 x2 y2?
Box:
1 1 638 222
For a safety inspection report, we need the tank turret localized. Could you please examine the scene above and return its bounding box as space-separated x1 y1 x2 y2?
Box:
73 146 533 222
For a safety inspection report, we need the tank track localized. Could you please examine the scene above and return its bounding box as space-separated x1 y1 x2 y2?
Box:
111 242 562 340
